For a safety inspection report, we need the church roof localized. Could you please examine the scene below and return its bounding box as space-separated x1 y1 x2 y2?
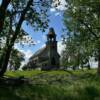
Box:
29 46 46 60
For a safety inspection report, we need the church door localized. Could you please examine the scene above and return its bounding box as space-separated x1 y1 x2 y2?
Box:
51 57 56 65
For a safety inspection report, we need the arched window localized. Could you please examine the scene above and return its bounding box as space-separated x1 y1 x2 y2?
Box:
51 57 56 65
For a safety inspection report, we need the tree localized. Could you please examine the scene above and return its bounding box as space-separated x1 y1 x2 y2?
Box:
0 0 11 32
63 0 100 72
0 0 60 76
9 48 25 70
62 33 91 70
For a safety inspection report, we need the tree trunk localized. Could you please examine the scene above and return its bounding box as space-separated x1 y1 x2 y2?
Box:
0 0 33 76
72 66 76 70
0 0 11 32
0 45 12 76
87 61 91 70
97 51 100 74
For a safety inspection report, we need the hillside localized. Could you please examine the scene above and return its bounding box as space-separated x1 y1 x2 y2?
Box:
0 70 100 100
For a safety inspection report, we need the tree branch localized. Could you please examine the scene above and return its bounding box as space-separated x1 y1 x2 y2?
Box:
79 19 99 39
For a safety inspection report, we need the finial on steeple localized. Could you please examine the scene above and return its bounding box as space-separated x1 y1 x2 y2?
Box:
47 27 56 41
48 27 55 35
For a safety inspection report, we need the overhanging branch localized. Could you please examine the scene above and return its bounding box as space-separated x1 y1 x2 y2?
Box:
79 19 99 39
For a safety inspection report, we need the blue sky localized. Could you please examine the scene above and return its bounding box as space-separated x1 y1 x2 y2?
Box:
0 0 98 68
14 0 67 65
20 12 64 53
0 0 67 65
15 10 65 66
18 1 98 68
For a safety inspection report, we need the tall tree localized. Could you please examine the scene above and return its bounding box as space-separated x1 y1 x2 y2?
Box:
62 33 91 70
63 0 100 72
9 48 25 70
0 0 11 32
0 0 60 76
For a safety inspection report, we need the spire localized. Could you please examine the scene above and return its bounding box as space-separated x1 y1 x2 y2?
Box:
48 27 55 35
47 27 56 41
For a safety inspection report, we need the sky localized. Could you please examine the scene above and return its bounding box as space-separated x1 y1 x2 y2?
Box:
13 0 67 65
0 0 66 66
15 13 64 65
0 0 97 68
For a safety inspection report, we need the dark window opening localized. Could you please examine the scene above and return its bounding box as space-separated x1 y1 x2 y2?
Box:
51 57 56 65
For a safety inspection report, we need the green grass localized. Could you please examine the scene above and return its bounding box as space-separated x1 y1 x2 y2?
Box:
5 70 45 78
0 69 100 100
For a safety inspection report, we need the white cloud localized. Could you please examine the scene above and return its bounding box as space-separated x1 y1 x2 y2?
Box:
41 44 46 48
18 49 33 62
57 41 65 55
57 0 67 11
20 49 33 69
24 50 33 59
51 0 67 11
50 0 67 16
55 12 61 16
50 8 56 12
36 40 41 44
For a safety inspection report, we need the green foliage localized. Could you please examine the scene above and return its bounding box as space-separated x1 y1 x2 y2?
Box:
9 48 25 70
62 0 100 70
0 0 61 76
1 70 100 100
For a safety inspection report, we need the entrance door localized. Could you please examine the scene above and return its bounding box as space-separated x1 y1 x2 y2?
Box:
51 57 56 65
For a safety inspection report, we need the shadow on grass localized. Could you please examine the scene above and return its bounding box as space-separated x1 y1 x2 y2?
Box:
0 83 100 100
0 83 68 100
1 70 100 100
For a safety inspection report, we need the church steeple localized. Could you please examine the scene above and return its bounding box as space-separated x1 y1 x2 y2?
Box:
46 27 60 68
47 27 56 41
46 27 57 51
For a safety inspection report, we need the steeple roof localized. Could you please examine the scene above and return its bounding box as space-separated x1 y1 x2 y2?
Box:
48 27 56 36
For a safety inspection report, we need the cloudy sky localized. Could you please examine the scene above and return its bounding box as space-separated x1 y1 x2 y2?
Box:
0 0 97 67
13 0 67 65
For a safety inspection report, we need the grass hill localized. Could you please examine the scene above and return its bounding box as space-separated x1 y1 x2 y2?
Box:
0 70 100 100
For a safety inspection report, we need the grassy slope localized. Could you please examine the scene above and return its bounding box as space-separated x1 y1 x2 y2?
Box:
0 70 100 100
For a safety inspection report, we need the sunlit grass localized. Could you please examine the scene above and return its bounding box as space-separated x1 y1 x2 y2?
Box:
5 69 96 77
1 69 100 100
5 70 45 78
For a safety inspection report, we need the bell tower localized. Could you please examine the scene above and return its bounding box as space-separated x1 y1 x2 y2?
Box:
46 27 60 69
47 28 56 41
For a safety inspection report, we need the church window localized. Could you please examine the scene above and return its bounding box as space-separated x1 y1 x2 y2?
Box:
51 57 56 65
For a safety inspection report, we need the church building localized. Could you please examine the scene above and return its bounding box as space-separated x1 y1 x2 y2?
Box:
25 28 60 70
